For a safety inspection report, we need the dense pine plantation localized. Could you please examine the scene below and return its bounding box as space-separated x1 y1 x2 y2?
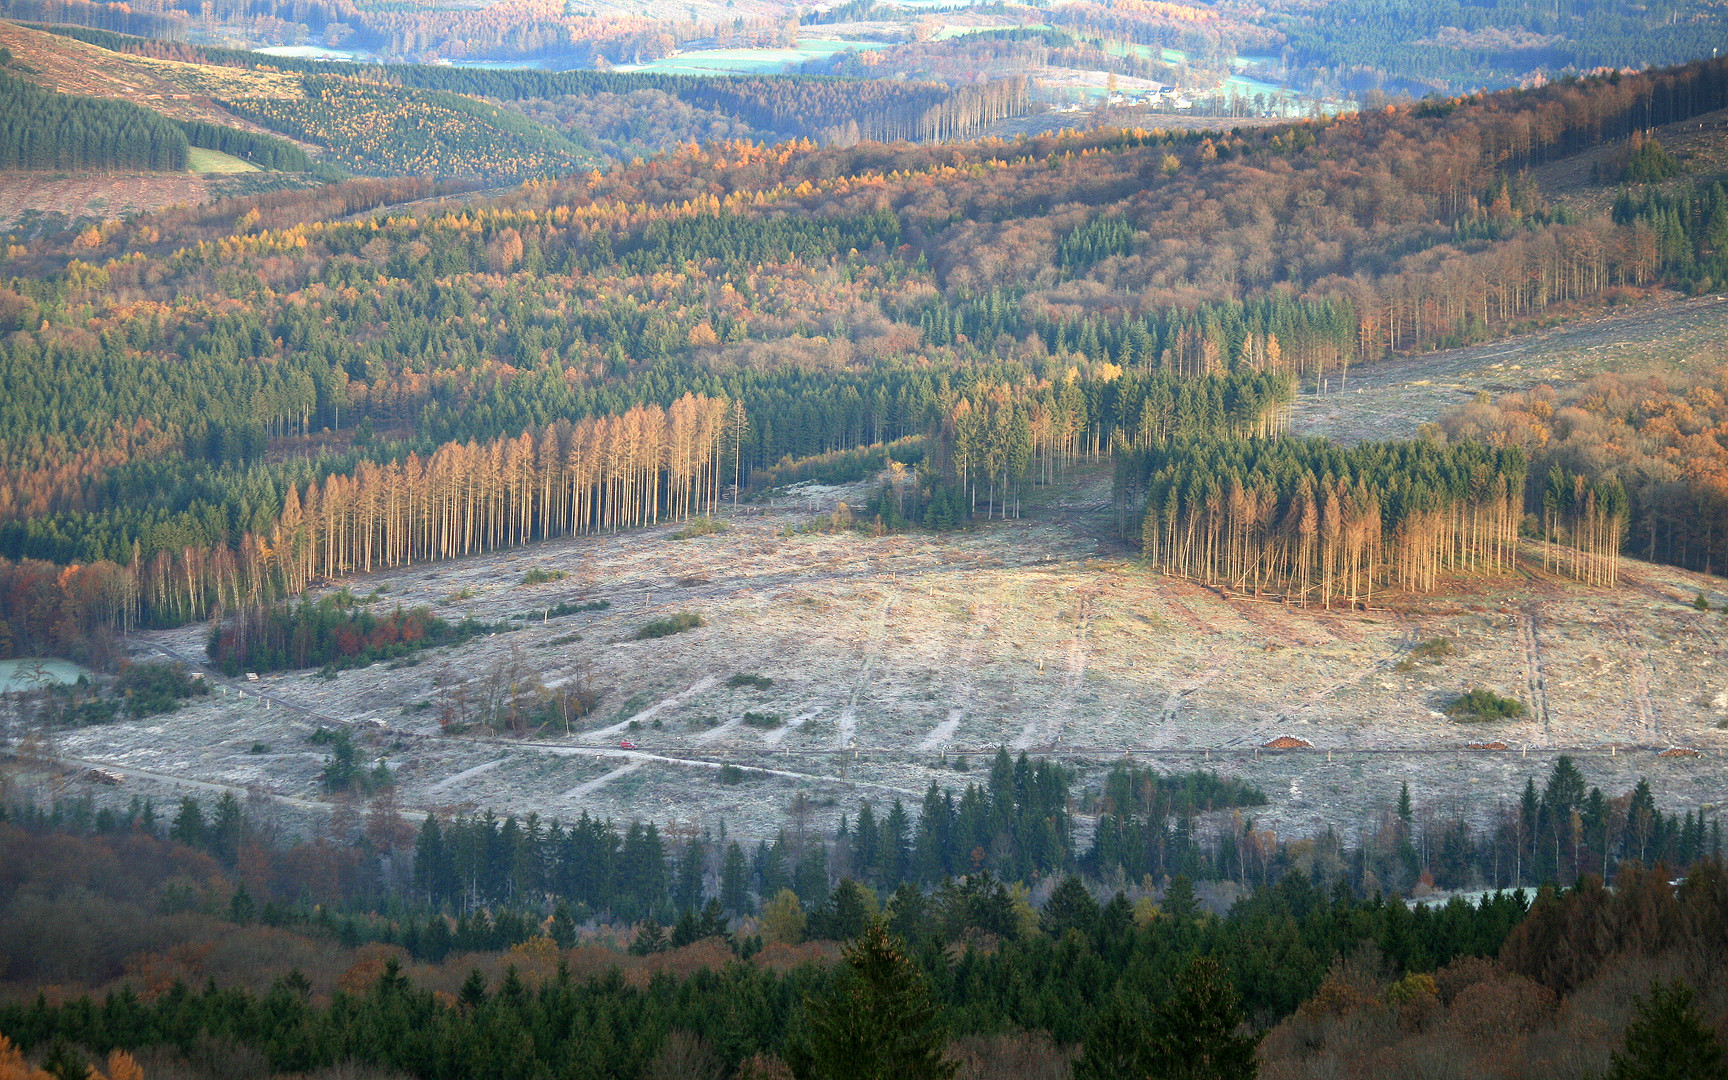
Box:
220 76 600 183
0 43 311 175
176 121 310 172
1116 438 1538 601
0 67 188 171
1613 181 1728 294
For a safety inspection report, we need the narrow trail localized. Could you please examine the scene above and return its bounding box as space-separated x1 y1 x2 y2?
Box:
583 675 716 742
765 708 823 748
917 713 962 751
693 717 743 745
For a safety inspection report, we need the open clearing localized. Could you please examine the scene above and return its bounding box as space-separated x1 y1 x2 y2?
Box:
14 470 1726 848
0 171 212 231
7 281 1728 852
1290 293 1728 444
0 22 297 133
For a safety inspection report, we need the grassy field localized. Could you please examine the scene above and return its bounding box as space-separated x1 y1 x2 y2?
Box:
186 147 260 173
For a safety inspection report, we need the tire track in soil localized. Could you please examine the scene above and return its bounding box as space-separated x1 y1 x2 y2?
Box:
1013 593 1087 750
1203 590 1320 650
1614 617 1661 745
1184 589 1379 748
919 600 990 751
1518 606 1553 744
834 592 895 749
1148 581 1230 747
1260 612 1404 748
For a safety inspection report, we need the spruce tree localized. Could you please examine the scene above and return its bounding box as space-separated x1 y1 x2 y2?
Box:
720 841 751 914
792 921 957 1080
1162 874 1199 922
550 901 576 948
1607 981 1726 1080
1073 957 1257 1080
1149 957 1258 1080
1042 875 1100 938
1073 992 1146 1080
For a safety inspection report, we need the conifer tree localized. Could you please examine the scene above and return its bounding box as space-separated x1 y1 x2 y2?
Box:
549 901 576 948
1149 957 1258 1080
1607 981 1726 1080
1042 875 1100 938
1162 875 1199 922
793 921 957 1080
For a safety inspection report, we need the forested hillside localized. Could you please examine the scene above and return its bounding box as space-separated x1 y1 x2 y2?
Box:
41 27 1034 149
1440 362 1728 577
0 59 311 175
0 749 1722 1078
1276 0 1728 97
220 75 598 182
2 54 1728 652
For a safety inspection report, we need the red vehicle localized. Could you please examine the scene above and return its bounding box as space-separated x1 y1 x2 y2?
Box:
619 739 637 750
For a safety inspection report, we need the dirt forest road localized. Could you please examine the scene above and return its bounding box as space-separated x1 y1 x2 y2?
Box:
1289 294 1728 444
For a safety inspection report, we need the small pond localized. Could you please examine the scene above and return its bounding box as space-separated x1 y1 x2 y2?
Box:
0 658 91 693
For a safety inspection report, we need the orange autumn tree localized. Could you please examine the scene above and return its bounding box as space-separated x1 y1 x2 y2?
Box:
0 1035 144 1080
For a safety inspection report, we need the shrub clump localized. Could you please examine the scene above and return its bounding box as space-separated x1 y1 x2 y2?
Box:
1395 637 1456 671
208 596 510 674
727 673 773 689
1444 687 1529 722
742 711 783 728
513 599 609 621
116 662 209 718
669 516 729 540
317 727 393 793
520 568 569 585
637 611 703 639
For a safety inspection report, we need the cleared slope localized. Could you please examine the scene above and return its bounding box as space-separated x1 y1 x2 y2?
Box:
0 21 295 137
